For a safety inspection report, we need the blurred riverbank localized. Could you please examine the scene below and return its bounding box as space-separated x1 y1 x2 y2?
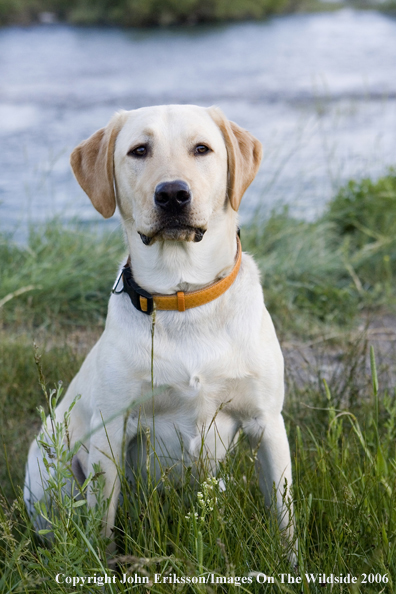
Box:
0 0 323 27
2 9 396 240
1 0 396 27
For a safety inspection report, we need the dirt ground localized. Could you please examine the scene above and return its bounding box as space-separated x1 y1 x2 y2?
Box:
283 313 396 404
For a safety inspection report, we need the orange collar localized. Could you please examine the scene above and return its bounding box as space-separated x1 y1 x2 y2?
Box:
115 236 242 315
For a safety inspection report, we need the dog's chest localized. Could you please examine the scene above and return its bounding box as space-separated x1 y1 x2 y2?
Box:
130 326 244 430
128 308 251 392
122 312 250 474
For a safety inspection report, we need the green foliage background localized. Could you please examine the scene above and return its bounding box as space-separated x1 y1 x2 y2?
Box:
0 0 295 26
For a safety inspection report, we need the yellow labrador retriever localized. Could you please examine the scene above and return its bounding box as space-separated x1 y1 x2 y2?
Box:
24 105 295 559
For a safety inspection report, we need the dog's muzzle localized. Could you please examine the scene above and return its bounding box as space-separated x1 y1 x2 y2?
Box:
138 180 206 245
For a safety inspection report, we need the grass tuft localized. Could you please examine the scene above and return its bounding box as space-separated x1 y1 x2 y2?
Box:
0 221 125 328
244 169 396 334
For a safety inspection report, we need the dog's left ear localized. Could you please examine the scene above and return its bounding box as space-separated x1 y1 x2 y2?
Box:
70 112 126 218
209 107 263 211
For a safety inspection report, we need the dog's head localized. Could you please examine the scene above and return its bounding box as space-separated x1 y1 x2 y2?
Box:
70 105 262 245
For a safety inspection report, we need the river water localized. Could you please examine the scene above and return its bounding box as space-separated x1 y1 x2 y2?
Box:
1 9 396 237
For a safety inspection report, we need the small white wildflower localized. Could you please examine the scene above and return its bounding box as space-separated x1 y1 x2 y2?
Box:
186 477 220 525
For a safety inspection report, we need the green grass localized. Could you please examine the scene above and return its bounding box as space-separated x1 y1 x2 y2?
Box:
0 222 125 328
0 172 396 591
0 341 395 592
0 335 84 500
243 169 396 335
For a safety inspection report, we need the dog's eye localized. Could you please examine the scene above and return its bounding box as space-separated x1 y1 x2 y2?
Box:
194 144 211 155
128 145 147 158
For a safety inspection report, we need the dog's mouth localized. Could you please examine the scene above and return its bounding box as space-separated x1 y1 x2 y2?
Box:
138 224 206 246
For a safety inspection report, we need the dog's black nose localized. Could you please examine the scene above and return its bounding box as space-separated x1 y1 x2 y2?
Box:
154 180 191 212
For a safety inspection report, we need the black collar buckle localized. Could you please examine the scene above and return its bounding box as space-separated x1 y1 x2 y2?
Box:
121 265 154 315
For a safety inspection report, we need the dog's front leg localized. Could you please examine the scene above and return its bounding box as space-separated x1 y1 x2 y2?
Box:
87 415 131 545
243 413 296 562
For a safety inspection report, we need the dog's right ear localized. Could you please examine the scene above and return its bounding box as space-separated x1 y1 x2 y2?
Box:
208 107 262 212
70 113 125 218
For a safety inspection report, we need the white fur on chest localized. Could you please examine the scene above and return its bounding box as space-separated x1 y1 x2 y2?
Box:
111 303 251 451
